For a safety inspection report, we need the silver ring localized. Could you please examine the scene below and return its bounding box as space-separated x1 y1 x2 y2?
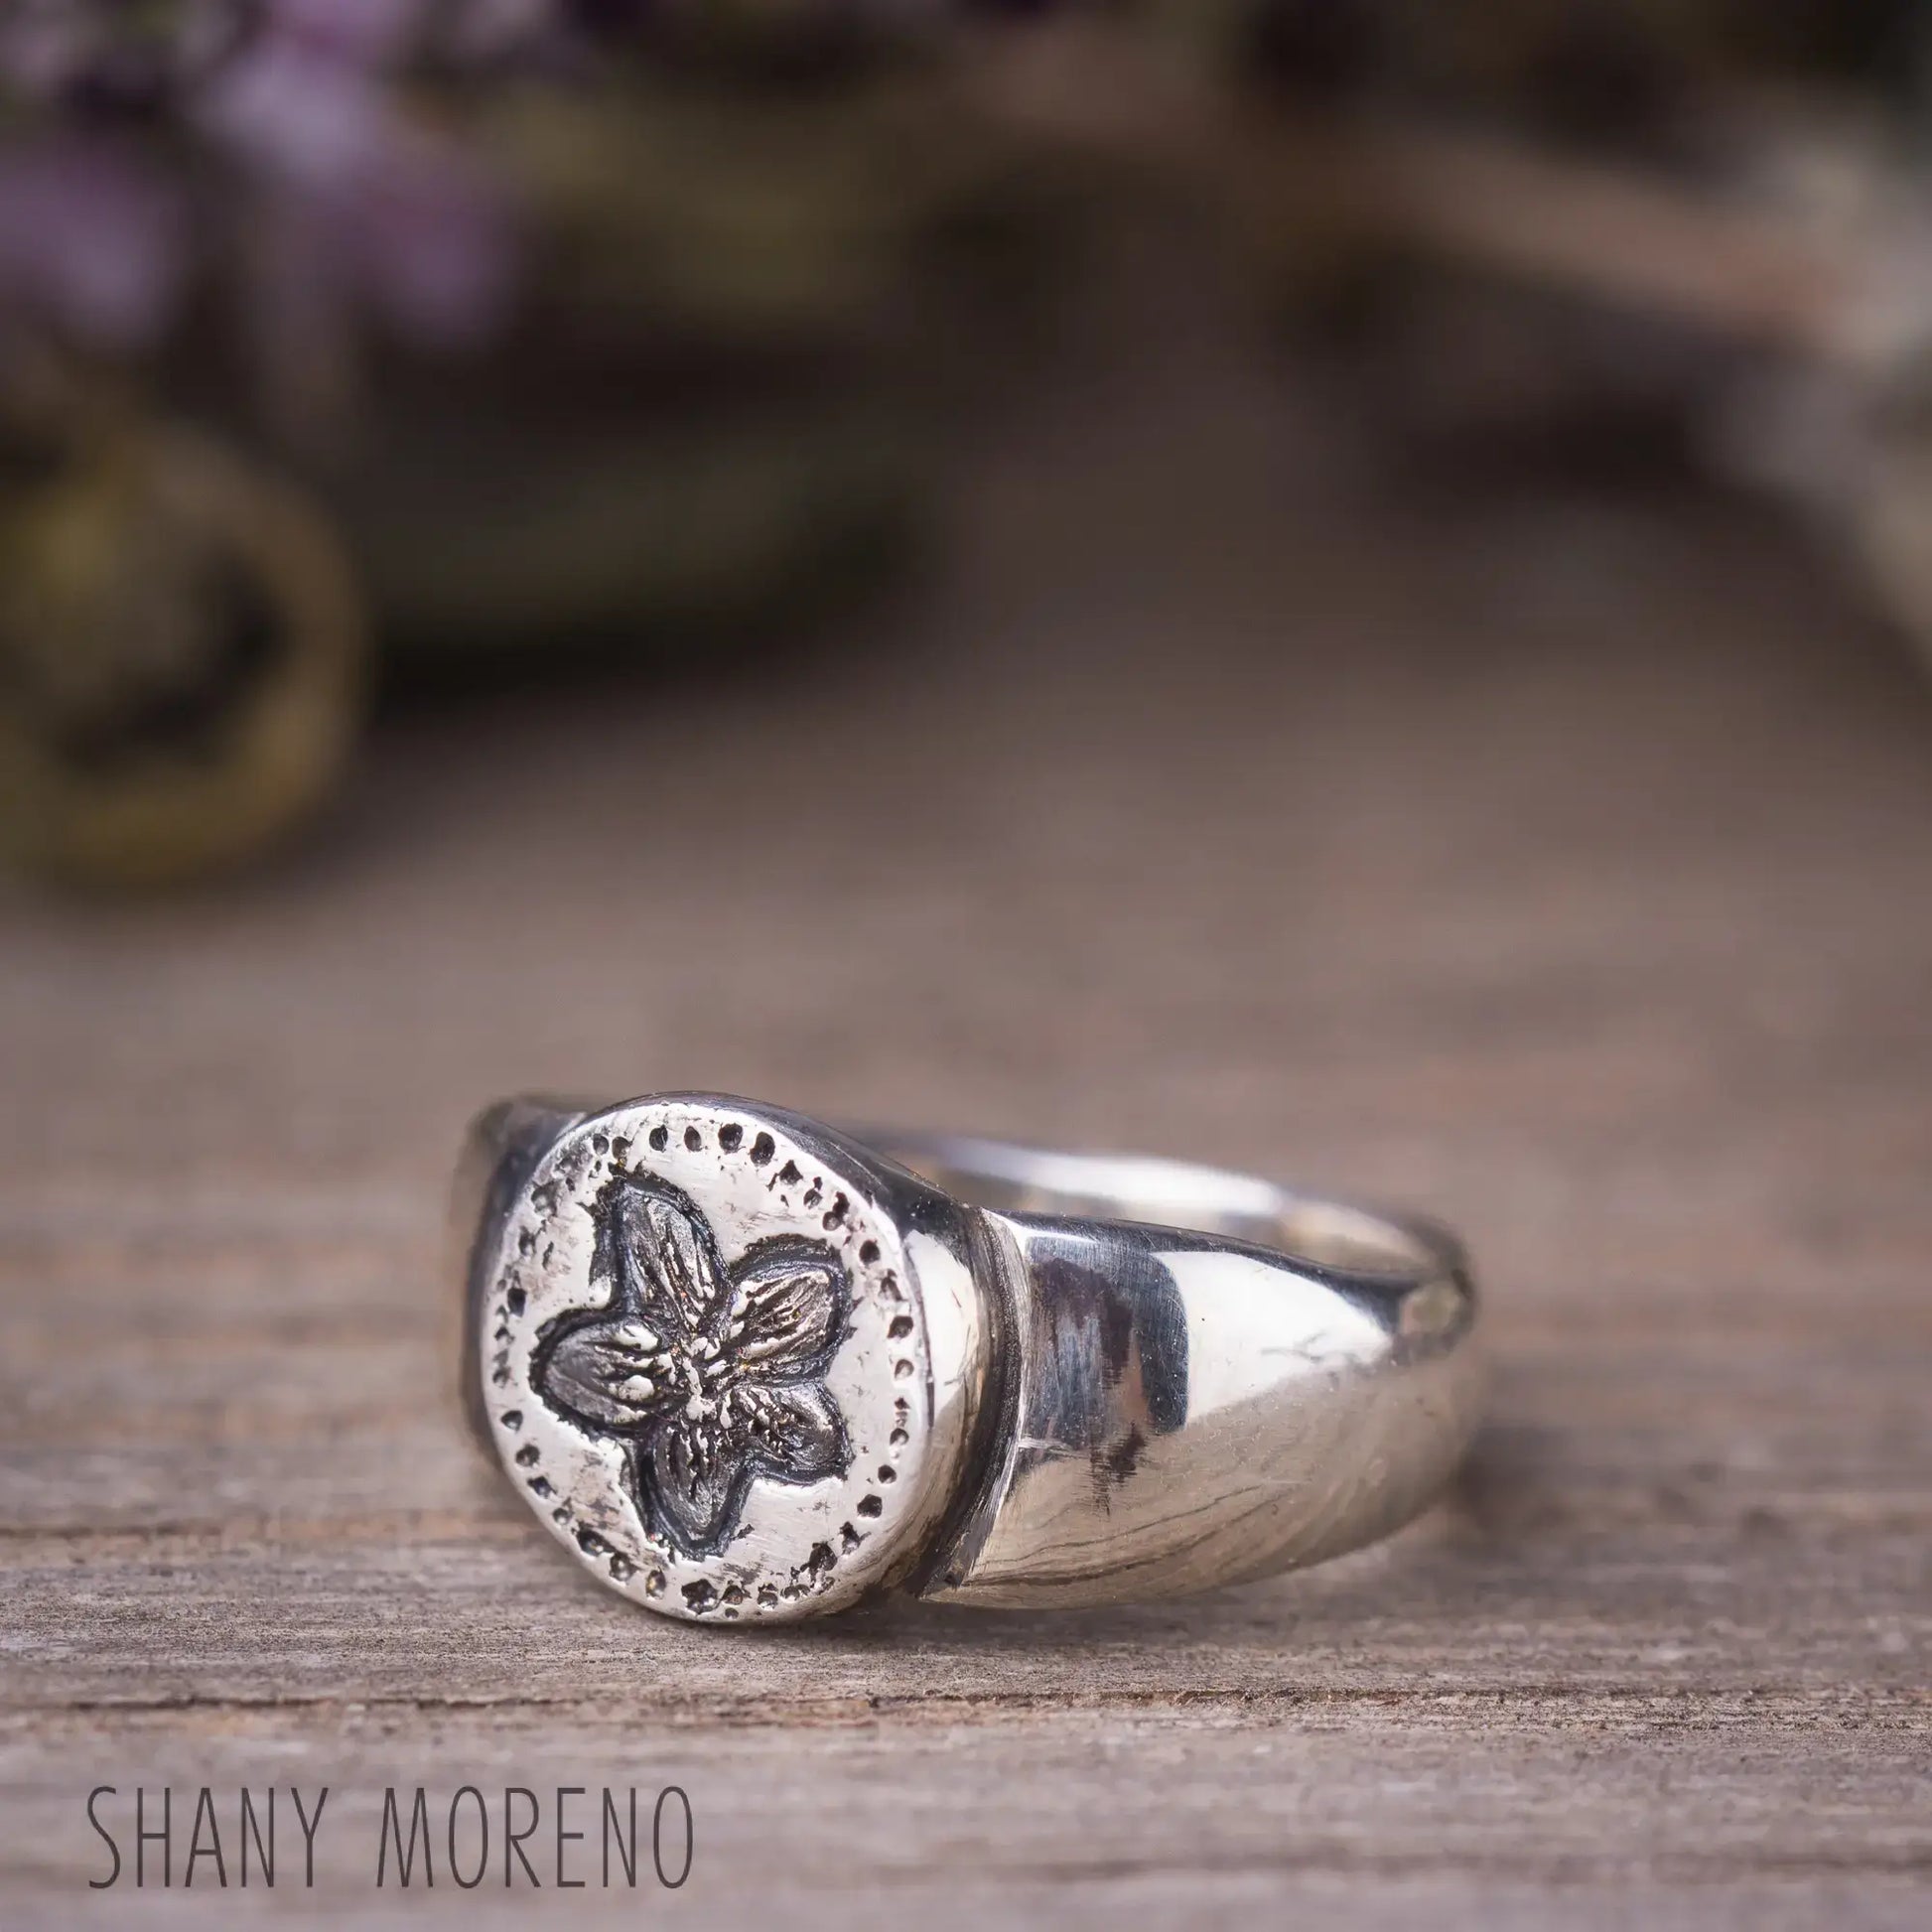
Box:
454 1092 1484 1623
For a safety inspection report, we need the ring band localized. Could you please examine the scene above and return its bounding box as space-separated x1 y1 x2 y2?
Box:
454 1093 1484 1623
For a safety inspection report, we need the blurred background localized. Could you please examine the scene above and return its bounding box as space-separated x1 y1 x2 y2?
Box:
2 1 1931 1274
2 0 1931 887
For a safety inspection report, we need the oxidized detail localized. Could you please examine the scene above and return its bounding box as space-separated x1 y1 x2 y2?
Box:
531 1174 851 1557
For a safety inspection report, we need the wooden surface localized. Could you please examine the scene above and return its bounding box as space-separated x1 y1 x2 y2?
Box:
3 341 1931 1928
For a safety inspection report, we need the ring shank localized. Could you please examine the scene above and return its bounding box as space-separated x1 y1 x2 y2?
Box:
867 1131 1484 1610
871 1131 1458 1280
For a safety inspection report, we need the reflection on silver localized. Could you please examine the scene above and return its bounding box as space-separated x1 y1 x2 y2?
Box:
456 1096 1483 1622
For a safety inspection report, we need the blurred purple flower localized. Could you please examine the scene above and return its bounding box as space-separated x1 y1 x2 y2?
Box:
263 0 432 68
196 28 518 347
344 137 519 343
437 0 574 64
0 6 93 100
0 137 190 347
0 0 940 371
1 1 249 109
197 34 392 188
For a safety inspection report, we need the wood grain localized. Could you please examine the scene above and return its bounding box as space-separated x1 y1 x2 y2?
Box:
2 342 1929 1928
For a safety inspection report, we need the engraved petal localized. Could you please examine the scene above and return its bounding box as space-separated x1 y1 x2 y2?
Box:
735 1380 848 1484
534 1314 676 1432
605 1179 730 1338
724 1243 845 1377
641 1417 750 1557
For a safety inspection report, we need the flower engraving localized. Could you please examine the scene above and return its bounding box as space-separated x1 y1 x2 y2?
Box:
531 1176 851 1557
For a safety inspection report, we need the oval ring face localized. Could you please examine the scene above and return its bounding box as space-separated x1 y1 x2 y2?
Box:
478 1097 957 1621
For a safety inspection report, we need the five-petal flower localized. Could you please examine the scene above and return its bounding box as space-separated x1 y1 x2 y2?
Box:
532 1177 850 1557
